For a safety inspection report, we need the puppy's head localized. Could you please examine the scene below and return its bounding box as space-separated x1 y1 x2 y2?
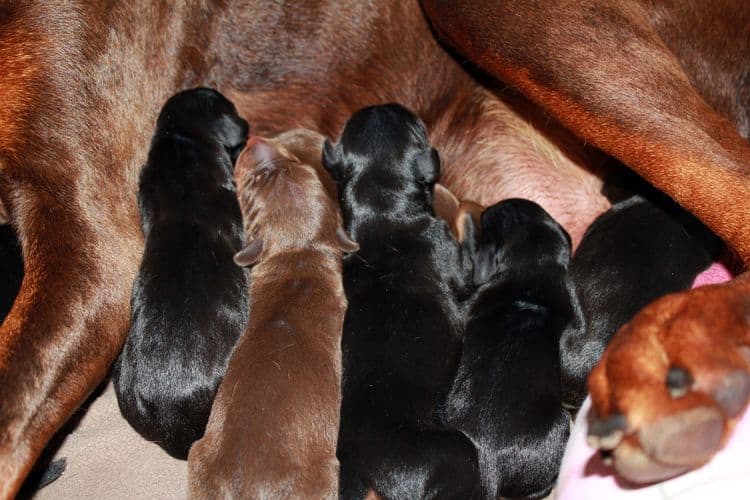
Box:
473 199 571 286
233 134 357 266
269 128 338 200
156 87 249 163
322 104 439 221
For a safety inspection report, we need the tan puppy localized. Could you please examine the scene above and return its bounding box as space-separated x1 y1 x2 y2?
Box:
188 129 357 499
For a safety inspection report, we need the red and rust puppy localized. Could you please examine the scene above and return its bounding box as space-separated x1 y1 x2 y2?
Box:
422 0 750 482
188 129 356 499
432 184 483 244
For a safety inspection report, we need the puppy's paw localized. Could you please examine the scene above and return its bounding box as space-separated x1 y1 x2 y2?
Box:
587 276 750 484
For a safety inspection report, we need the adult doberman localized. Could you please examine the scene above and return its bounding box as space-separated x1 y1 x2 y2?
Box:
0 0 746 495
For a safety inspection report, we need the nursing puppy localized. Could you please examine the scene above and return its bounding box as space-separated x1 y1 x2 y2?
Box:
188 130 356 499
562 180 720 408
326 104 479 500
112 88 249 459
444 199 580 499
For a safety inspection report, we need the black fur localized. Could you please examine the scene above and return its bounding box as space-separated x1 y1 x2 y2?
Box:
0 224 23 322
561 182 718 407
112 88 249 459
326 104 480 500
443 199 579 500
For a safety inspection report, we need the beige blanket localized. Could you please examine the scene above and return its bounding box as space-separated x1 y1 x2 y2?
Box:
30 381 187 500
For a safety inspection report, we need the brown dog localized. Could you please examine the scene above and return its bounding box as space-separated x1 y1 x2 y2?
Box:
1 0 748 494
187 129 357 499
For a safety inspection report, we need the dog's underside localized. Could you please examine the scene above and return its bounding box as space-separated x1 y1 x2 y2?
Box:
1 0 750 494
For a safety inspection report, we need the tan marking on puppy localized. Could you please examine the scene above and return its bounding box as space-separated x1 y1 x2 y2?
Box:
188 130 354 499
433 183 484 242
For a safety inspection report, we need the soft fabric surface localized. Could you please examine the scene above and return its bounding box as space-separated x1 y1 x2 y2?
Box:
31 263 743 499
555 261 748 500
555 398 750 500
31 381 187 499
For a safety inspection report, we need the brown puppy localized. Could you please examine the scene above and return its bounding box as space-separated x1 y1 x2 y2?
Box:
188 129 357 499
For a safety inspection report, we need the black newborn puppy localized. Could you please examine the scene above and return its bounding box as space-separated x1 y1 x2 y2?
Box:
444 199 580 500
561 192 718 408
113 88 249 459
325 104 479 500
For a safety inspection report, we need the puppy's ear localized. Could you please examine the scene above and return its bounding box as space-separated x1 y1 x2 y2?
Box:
458 210 479 257
414 147 440 185
322 139 345 183
432 183 460 224
233 238 263 267
336 227 359 254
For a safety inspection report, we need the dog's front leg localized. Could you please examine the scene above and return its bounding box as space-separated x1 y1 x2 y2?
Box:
0 2 217 495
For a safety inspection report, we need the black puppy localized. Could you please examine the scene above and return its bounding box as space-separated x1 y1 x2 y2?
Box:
443 199 580 499
561 176 719 408
113 88 249 459
325 104 480 500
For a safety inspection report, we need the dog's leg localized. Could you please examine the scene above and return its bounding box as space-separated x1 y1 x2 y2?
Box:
422 0 750 482
0 3 214 494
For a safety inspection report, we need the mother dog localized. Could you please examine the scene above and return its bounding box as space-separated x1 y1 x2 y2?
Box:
1 0 749 495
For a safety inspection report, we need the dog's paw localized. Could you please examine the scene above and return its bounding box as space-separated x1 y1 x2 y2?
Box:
587 277 750 484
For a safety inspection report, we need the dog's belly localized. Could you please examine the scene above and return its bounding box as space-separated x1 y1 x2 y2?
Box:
234 87 610 247
437 92 612 247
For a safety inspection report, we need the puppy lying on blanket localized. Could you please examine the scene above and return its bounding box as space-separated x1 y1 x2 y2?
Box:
443 199 579 499
112 88 249 459
326 104 479 500
188 129 357 498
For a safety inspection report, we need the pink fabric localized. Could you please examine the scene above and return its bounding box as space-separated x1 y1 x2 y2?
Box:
690 262 733 288
555 262 748 499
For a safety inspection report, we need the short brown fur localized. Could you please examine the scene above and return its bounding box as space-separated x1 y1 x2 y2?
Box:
188 130 348 499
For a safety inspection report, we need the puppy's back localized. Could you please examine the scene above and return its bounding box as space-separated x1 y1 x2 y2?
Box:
328 104 480 499
444 199 577 499
189 130 347 498
563 194 717 406
113 89 248 459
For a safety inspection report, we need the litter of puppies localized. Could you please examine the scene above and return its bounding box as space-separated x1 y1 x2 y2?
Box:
103 92 717 499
